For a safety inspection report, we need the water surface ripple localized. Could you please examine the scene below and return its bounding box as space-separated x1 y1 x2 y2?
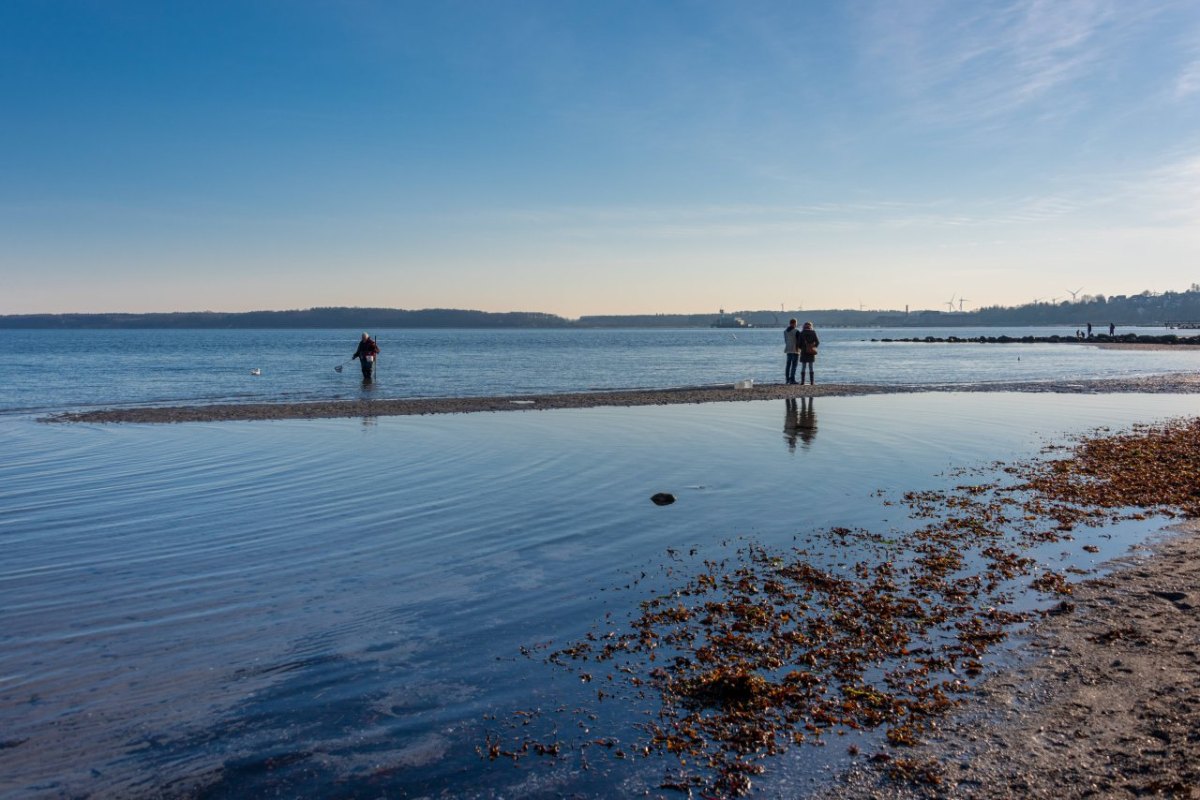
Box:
3 326 1199 416
2 392 1197 797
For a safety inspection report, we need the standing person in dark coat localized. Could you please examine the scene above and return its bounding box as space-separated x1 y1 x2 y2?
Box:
798 322 820 385
352 332 380 382
783 319 802 384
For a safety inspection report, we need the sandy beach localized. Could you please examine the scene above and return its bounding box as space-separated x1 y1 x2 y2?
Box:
825 521 1200 799
927 522 1200 798
1090 341 1200 351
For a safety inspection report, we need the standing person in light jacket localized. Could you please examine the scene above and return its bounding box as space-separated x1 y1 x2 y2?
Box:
798 322 820 385
352 332 380 382
783 319 802 384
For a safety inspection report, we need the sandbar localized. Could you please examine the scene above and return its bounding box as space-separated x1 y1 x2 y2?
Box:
42 373 1200 424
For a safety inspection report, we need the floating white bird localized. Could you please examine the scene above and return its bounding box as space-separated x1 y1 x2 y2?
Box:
250 368 261 376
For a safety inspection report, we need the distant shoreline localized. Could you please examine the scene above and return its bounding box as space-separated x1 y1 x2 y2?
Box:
873 334 1200 347
5 296 1200 330
43 373 1200 424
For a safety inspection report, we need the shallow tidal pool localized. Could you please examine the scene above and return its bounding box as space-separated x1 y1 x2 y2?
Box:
2 391 1195 797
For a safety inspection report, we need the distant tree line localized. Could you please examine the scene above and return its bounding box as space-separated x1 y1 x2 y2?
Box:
0 307 576 329
868 286 1200 328
580 285 1200 328
3 286 1198 329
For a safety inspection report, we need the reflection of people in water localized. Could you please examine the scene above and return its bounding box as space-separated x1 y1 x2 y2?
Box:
783 397 818 451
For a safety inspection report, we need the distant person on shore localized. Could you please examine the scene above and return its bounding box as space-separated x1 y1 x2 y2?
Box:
783 319 802 384
798 322 820 385
1109 322 1116 336
352 333 379 382
1087 322 1093 338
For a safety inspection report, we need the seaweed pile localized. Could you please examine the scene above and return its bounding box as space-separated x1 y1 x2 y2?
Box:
487 418 1200 796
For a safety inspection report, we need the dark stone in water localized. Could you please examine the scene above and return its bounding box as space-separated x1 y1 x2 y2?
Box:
650 492 676 506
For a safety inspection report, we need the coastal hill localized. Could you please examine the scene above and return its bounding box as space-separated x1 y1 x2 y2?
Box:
3 286 1199 329
580 286 1200 328
0 307 575 329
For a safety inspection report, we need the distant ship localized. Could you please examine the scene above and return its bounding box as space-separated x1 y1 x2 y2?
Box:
711 309 753 328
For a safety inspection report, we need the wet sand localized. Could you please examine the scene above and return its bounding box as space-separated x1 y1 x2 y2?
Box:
825 522 1200 799
43 372 1200 424
1089 341 1200 351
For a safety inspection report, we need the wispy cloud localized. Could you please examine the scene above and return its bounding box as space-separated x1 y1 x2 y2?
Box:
1139 150 1200 222
860 0 1142 129
1175 56 1200 98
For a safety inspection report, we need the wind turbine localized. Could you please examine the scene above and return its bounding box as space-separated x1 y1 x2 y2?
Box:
945 294 957 312
1067 287 1083 301
957 297 968 312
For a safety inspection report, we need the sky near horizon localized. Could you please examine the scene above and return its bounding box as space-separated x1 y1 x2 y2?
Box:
3 1 1199 318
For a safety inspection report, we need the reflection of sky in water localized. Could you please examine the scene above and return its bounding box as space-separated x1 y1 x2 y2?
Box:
1 392 1196 796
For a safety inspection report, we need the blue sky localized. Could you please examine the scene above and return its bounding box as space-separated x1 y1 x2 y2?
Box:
3 0 1199 317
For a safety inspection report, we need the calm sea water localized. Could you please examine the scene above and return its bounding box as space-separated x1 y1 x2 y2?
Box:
1 326 1198 416
2 329 1199 797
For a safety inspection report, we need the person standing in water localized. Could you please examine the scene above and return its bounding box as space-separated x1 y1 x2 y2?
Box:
798 322 819 385
352 332 380 382
783 319 802 384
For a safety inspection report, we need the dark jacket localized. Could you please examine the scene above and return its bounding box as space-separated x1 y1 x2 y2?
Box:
353 338 379 360
798 329 819 361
